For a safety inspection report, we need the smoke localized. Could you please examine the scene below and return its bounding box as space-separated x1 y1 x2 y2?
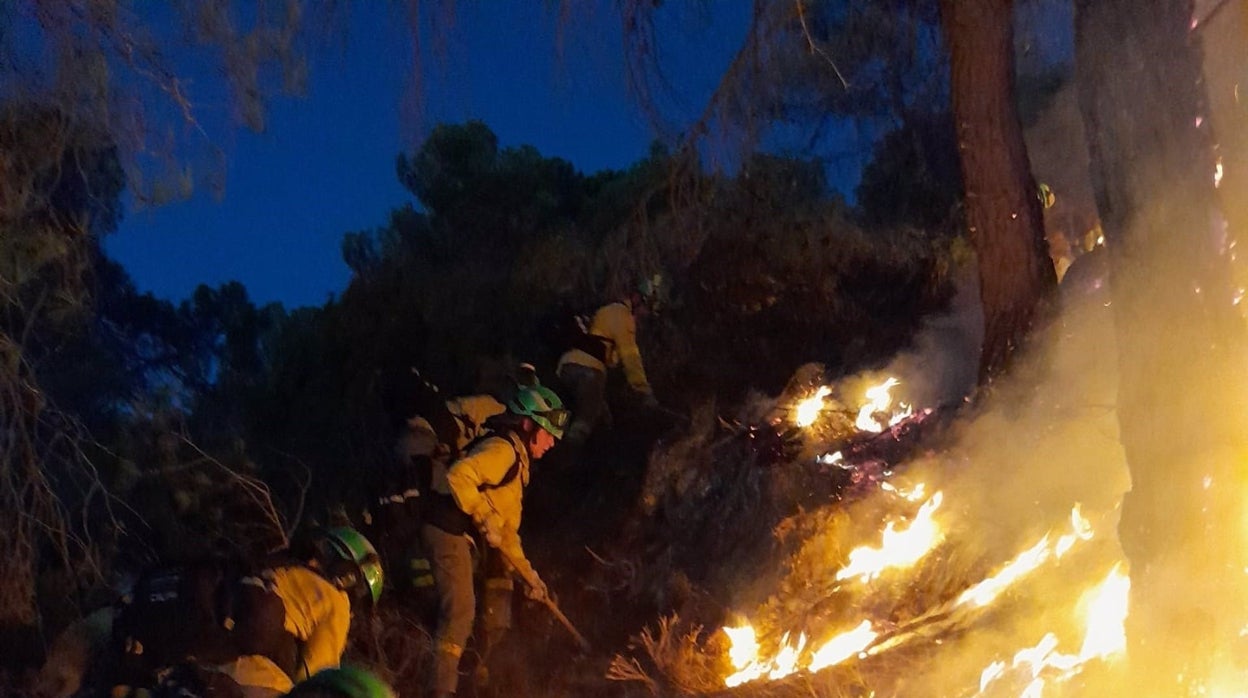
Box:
880 255 984 411
720 259 1137 695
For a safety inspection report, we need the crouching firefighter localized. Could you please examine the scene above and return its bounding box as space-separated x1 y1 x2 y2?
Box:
112 527 384 698
421 378 569 698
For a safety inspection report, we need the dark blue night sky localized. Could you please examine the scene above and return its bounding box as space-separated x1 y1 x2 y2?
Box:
106 3 752 309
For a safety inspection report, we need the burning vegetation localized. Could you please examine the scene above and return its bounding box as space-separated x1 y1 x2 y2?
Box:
607 273 1141 697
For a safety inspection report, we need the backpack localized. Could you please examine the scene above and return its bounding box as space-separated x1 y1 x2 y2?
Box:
382 367 447 427
113 555 296 687
538 302 611 363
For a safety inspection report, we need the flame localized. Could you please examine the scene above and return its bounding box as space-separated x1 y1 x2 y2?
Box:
808 620 878 672
720 502 1108 690
723 627 809 687
795 386 832 428
974 566 1129 696
958 535 1054 609
1077 564 1129 660
836 492 945 582
1054 504 1093 558
724 620 879 686
959 507 1096 609
855 377 913 432
723 624 766 687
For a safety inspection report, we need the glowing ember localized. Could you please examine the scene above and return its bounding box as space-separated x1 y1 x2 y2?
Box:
836 492 945 582
855 377 911 432
817 451 845 467
795 386 832 427
807 620 878 672
880 480 927 502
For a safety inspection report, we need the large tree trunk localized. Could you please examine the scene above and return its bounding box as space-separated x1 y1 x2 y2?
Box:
1075 0 1248 689
940 0 1056 381
1199 0 1248 292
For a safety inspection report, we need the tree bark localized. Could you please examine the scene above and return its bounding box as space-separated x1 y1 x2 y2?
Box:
1075 0 1248 689
940 0 1056 382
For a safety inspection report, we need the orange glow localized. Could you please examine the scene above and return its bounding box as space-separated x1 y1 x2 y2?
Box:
836 492 945 582
807 620 878 672
958 535 1054 609
855 377 913 432
794 386 833 427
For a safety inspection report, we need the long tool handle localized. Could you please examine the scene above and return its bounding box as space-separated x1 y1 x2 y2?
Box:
498 548 592 653
541 596 592 653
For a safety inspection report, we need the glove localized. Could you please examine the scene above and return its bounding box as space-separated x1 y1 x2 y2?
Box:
524 572 548 603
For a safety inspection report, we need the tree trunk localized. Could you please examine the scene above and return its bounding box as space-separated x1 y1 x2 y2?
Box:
1198 0 1248 294
1075 0 1248 689
940 0 1056 382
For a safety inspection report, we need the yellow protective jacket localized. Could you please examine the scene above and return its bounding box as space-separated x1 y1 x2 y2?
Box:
558 300 652 394
444 431 541 583
219 565 351 692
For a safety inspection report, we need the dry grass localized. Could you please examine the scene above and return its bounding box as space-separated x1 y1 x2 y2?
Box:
607 614 730 696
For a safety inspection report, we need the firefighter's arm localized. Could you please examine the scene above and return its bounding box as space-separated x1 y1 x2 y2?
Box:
446 437 515 521
609 305 653 395
496 525 547 601
299 589 351 678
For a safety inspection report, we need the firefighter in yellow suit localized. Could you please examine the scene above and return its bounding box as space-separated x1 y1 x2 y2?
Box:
421 377 569 698
216 527 384 698
555 276 660 446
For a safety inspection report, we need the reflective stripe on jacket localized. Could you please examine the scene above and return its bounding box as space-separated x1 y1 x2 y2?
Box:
558 300 652 394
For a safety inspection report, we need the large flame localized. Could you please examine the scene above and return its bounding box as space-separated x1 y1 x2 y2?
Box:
836 491 945 582
974 565 1129 696
721 504 1105 689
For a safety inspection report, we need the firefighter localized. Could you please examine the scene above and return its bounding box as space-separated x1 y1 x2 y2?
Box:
107 526 384 698
421 379 569 698
555 275 661 447
371 377 507 610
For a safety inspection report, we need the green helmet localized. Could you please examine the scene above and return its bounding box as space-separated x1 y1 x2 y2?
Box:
287 666 395 698
319 527 384 606
637 273 664 311
507 383 569 440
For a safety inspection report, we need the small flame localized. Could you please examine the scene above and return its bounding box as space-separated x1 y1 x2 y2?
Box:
768 632 806 680
836 492 944 582
959 535 1053 608
795 386 832 428
1055 504 1094 558
724 626 811 687
855 377 912 432
808 620 878 672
